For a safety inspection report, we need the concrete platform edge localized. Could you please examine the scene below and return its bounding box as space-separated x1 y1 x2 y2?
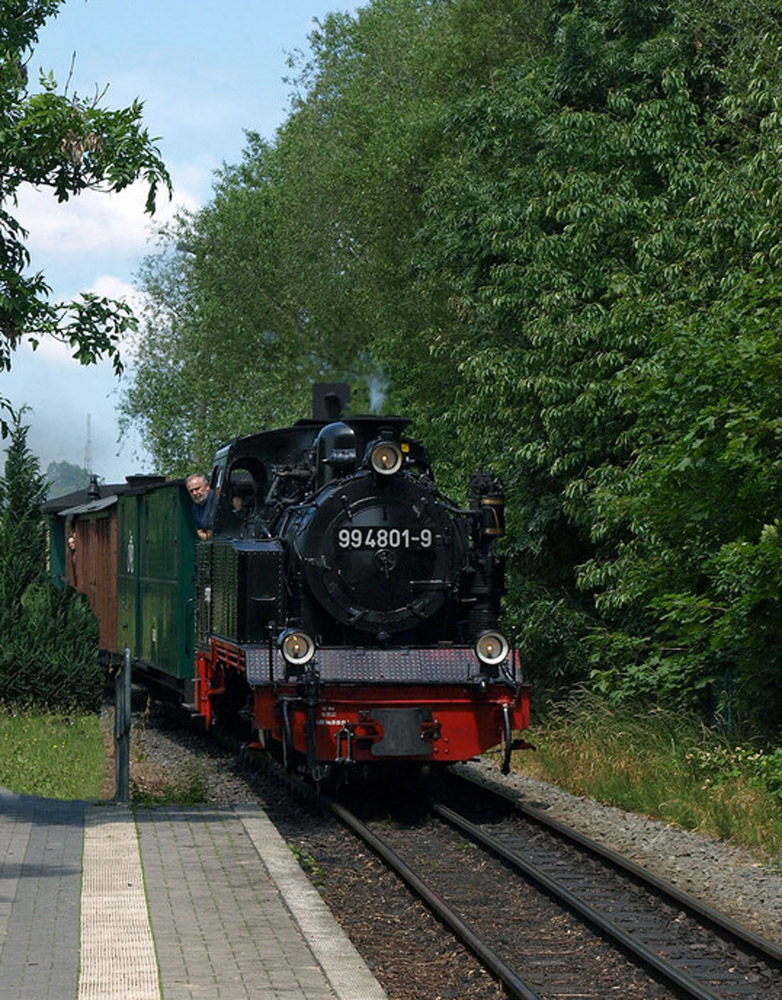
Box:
235 803 388 1000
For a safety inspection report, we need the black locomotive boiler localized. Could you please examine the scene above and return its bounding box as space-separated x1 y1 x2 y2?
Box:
193 385 529 778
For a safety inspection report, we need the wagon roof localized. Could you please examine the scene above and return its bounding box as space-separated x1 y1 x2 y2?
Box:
55 495 119 517
41 482 130 515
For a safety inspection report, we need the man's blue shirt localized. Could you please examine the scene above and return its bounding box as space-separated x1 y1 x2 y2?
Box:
192 488 216 531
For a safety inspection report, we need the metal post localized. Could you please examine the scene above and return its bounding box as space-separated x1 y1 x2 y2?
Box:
114 648 132 802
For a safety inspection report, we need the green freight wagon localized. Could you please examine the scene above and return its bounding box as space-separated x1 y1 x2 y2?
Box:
116 479 197 699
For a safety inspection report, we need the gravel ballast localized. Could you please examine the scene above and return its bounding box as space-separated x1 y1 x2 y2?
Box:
458 757 782 947
124 700 782 958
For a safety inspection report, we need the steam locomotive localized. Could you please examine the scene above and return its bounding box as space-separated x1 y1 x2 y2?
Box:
46 385 529 780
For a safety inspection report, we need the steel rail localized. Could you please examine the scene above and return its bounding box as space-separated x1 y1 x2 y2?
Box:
430 802 780 1000
323 797 545 1000
454 767 782 966
433 800 729 1000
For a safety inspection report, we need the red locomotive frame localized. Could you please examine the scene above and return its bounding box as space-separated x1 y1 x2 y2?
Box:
196 637 530 774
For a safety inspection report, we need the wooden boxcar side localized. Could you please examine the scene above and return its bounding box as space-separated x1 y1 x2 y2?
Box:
75 502 118 652
46 495 120 653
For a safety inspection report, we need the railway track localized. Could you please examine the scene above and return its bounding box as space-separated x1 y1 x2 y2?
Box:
313 772 782 1000
450 770 782 957
123 698 781 999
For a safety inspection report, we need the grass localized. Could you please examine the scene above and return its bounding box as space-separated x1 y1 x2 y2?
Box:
500 691 782 862
129 765 212 807
0 712 105 800
0 707 213 805
288 842 327 889
122 696 213 806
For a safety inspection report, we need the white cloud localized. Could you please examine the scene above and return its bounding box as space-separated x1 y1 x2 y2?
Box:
17 181 160 257
89 274 148 315
11 162 205 367
15 169 203 260
27 331 80 366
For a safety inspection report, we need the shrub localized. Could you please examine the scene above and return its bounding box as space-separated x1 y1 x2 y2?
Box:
0 583 102 713
0 412 102 713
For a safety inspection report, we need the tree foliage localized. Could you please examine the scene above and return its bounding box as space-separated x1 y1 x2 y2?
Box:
0 411 101 712
123 0 782 733
1 0 171 431
44 458 90 497
0 407 47 604
122 0 548 474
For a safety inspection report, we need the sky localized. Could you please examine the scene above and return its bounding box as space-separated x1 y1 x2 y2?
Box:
4 0 361 482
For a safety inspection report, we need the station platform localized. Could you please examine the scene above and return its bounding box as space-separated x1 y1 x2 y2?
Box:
0 786 387 1000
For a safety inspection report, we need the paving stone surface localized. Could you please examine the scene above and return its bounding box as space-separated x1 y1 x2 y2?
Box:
0 788 386 1000
0 790 85 1000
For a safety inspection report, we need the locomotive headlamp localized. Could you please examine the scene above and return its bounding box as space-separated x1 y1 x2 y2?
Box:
279 629 316 666
475 630 510 667
369 441 403 476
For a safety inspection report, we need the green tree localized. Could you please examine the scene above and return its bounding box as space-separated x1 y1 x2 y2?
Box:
44 459 90 498
120 0 782 731
120 149 343 475
0 410 101 711
0 408 47 607
122 0 549 473
387 0 782 723
1 0 171 431
582 270 782 726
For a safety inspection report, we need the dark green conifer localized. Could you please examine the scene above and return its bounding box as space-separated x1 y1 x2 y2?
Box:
0 410 101 712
